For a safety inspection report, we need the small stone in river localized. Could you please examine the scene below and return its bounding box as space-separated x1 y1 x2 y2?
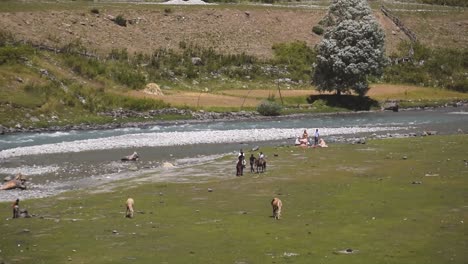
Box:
112 230 118 234
402 156 407 160
208 188 213 192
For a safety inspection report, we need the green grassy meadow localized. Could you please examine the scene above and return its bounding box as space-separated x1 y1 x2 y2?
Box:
0 135 467 263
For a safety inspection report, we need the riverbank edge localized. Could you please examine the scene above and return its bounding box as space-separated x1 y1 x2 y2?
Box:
1 101 467 135
0 132 461 202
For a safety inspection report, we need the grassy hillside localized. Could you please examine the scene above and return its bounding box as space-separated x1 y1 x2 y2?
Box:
0 135 467 263
0 0 467 129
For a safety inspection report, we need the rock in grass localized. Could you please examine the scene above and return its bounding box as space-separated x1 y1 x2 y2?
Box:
334 248 358 254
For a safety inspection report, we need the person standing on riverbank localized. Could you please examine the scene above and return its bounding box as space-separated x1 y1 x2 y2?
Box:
12 198 20 218
314 129 320 147
238 149 246 168
249 154 255 173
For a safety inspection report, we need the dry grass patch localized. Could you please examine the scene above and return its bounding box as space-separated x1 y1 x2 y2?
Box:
127 90 261 108
368 84 468 100
218 89 318 98
126 84 468 109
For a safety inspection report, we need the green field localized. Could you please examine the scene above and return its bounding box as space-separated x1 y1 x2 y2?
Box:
0 135 467 263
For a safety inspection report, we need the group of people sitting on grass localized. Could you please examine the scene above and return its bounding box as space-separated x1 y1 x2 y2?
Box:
295 129 328 148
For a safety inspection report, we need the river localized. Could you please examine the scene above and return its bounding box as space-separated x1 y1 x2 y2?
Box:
0 107 467 201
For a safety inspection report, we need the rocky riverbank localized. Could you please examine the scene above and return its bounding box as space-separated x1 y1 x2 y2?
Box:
0 108 260 135
0 101 466 135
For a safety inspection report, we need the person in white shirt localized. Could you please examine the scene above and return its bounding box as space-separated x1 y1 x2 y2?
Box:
314 129 320 146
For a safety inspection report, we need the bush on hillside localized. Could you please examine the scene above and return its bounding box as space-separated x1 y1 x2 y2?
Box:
110 67 147 90
256 100 282 116
63 55 106 78
383 42 468 92
108 48 129 61
0 45 33 64
272 41 316 82
418 0 467 7
0 30 15 46
312 26 324 35
447 79 468 93
115 15 127 27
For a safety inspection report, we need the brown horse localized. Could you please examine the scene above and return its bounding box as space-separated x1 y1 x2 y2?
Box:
271 197 282 220
255 158 266 173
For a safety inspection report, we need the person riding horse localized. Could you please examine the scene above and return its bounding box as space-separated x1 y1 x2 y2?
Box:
255 152 267 173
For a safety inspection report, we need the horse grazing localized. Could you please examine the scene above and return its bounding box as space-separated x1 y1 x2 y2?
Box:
255 158 266 173
126 198 135 218
271 197 282 220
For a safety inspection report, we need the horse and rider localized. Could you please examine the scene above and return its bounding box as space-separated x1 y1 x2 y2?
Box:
237 150 267 175
254 152 266 173
236 150 246 176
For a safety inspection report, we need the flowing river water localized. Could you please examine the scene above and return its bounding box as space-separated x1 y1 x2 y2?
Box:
0 107 467 201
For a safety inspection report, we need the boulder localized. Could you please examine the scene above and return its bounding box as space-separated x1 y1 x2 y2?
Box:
162 162 175 168
381 100 399 112
121 152 139 162
191 57 203 66
143 83 164 96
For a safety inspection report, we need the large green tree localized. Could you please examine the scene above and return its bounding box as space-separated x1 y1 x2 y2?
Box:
313 0 387 96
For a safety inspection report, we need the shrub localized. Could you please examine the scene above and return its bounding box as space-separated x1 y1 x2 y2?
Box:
110 67 146 89
418 0 467 7
62 55 106 78
0 45 33 64
272 41 316 82
312 26 324 35
256 100 282 116
447 79 468 93
115 15 127 27
108 48 129 61
0 30 15 46
383 42 467 92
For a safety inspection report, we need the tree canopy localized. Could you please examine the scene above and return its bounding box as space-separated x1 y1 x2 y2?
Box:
313 0 387 96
